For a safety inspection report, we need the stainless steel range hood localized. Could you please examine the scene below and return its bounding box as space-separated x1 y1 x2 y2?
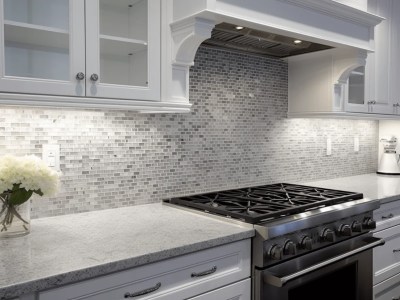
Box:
202 22 333 58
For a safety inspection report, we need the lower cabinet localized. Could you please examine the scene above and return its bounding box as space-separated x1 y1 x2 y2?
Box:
373 199 400 299
187 278 250 300
374 272 400 300
36 239 251 300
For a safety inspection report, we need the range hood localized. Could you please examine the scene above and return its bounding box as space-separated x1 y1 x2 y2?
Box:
202 22 333 58
160 0 384 110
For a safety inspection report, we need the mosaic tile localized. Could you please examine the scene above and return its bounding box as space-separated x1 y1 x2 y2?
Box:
0 46 378 218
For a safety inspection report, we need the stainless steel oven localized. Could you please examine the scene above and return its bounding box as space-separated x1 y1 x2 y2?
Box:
254 235 384 300
164 183 385 300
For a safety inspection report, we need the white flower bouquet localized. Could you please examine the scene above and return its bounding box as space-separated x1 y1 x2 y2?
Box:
0 155 60 235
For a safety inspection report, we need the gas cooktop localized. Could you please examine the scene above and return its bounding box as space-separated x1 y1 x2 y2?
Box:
164 183 364 224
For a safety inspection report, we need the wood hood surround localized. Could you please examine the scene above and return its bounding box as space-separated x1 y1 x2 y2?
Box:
166 0 383 112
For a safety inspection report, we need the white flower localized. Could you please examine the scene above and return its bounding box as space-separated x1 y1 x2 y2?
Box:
0 155 60 197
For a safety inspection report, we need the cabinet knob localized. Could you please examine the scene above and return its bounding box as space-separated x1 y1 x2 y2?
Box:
368 100 376 105
76 72 85 81
90 73 99 82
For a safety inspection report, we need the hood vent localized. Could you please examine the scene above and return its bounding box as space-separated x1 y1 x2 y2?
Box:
202 22 333 58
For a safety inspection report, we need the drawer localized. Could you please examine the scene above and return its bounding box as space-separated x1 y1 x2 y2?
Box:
374 272 400 300
373 225 400 285
39 239 251 300
188 278 251 300
374 200 400 232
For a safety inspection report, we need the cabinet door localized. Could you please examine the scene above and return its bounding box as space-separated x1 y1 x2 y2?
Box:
364 0 394 115
373 224 400 285
345 65 369 113
0 0 85 96
85 0 160 101
187 279 251 300
390 0 400 114
374 272 400 300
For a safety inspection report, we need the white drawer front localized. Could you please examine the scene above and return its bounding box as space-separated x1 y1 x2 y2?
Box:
374 272 400 300
374 200 400 232
39 239 251 300
373 225 400 285
188 278 251 300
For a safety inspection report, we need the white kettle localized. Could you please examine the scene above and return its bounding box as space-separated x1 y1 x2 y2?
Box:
377 137 400 175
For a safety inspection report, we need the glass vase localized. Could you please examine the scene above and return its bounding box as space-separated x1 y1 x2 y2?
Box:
0 193 31 238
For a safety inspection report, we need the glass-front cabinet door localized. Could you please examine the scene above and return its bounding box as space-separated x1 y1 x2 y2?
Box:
0 0 85 96
85 0 160 101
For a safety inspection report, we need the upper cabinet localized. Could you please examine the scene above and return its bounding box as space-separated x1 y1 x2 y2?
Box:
0 0 191 112
0 0 386 113
85 0 160 101
0 0 85 96
288 0 400 119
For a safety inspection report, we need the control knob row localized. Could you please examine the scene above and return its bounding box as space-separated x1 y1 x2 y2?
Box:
267 218 376 261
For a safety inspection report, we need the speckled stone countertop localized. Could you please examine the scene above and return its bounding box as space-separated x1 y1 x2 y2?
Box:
0 203 254 300
304 173 400 204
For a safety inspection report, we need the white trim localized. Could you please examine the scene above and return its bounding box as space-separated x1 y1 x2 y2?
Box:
278 0 384 26
171 17 215 66
0 93 192 112
287 111 400 120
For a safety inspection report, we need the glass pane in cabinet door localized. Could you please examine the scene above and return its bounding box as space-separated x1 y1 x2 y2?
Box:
99 0 148 87
348 66 365 105
3 0 70 80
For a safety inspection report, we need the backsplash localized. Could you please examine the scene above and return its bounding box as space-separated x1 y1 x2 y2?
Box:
0 46 378 219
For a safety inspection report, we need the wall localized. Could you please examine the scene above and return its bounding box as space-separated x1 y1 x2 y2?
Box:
0 46 379 219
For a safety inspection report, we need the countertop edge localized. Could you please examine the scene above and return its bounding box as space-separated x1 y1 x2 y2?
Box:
0 229 254 300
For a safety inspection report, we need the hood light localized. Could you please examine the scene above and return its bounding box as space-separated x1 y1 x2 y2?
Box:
294 39 303 44
235 26 244 30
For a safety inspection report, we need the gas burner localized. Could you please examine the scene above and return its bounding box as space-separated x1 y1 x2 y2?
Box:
166 183 363 223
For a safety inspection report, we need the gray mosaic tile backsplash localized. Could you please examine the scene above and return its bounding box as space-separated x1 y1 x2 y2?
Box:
0 46 378 219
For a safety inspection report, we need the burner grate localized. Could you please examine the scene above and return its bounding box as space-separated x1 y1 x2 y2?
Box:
165 183 364 224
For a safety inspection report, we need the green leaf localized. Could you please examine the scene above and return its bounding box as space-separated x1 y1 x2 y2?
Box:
8 188 33 205
34 189 43 196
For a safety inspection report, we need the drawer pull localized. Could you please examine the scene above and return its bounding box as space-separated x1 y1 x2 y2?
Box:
393 249 400 253
392 297 400 300
191 266 217 278
124 282 161 298
382 213 394 219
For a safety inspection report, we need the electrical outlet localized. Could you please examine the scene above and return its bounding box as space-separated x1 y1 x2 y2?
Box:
354 137 359 152
42 144 60 172
327 138 332 156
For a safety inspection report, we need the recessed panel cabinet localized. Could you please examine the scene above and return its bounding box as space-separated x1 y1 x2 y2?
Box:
0 0 160 102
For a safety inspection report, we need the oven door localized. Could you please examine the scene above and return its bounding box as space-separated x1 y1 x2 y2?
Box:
254 235 385 300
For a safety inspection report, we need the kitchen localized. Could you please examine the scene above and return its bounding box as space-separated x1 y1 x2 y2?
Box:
0 0 400 299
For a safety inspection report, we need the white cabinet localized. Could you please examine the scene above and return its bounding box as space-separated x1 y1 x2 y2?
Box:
363 0 400 116
373 199 400 298
288 47 371 117
187 278 250 300
0 0 85 96
374 272 400 300
0 0 177 111
38 239 251 300
85 0 160 101
287 0 400 119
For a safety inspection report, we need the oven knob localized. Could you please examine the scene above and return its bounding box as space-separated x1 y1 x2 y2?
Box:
351 221 362 232
321 228 335 242
363 217 376 230
283 240 297 256
268 244 283 260
299 236 313 250
337 224 352 236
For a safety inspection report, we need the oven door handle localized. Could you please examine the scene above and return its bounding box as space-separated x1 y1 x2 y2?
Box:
264 237 385 287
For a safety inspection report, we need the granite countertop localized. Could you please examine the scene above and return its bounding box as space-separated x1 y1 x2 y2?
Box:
304 173 400 204
0 203 254 300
